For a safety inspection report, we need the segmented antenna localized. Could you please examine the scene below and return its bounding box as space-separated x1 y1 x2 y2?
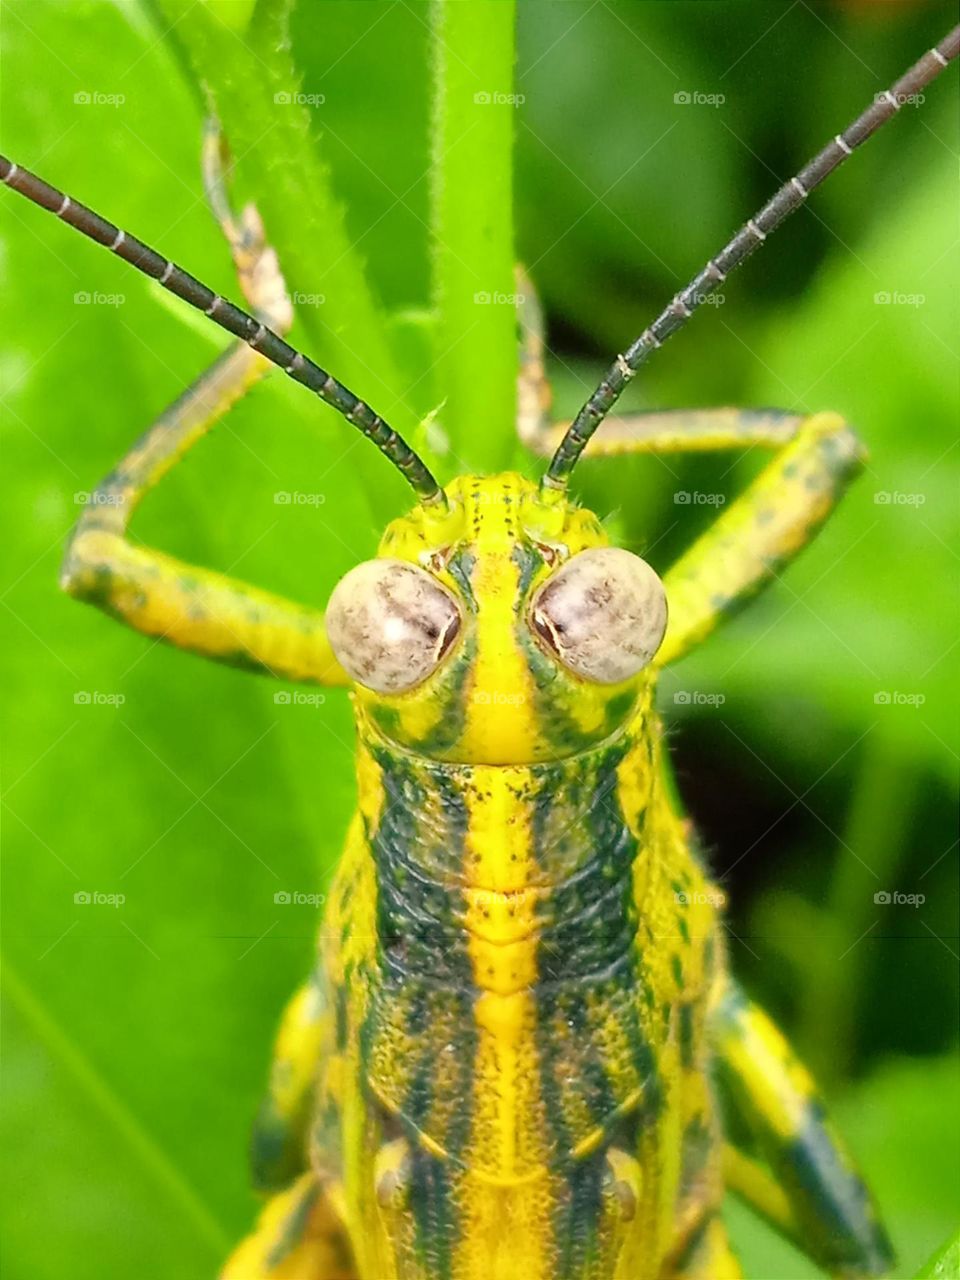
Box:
546 25 960 488
0 155 445 506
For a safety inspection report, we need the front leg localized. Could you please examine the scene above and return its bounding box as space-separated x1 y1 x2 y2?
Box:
711 977 893 1278
61 124 348 687
521 401 864 666
60 352 348 686
226 974 356 1279
251 973 330 1194
220 1171 357 1280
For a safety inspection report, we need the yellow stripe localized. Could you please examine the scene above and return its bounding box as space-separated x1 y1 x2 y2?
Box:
459 476 541 764
457 766 551 1280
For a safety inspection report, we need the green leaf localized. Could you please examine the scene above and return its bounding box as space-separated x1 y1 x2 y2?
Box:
915 1229 960 1279
154 0 411 449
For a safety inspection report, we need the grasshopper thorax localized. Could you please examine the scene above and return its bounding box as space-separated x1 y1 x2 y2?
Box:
326 473 667 765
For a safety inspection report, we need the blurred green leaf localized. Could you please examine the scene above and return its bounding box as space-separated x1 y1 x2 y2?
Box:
154 0 412 446
915 1228 960 1279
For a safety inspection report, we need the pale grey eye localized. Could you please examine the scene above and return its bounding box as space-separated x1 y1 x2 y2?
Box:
326 559 461 694
529 547 667 683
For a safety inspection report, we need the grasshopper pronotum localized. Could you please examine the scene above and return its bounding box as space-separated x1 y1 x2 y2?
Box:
3 18 957 1280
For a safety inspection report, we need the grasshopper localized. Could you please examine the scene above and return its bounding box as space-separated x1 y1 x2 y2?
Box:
2 21 957 1280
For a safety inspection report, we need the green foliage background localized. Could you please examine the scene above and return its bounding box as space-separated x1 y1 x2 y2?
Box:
1 2 957 1277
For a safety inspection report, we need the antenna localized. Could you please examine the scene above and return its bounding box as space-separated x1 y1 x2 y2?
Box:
545 25 960 489
0 155 445 506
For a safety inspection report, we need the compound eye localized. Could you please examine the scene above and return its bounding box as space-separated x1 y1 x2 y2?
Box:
327 559 461 694
529 546 667 684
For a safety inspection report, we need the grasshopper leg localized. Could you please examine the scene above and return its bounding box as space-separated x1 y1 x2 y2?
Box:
516 264 553 446
661 1215 743 1280
251 972 330 1194
237 965 353 1275
60 123 349 687
521 401 864 666
220 1171 356 1280
711 977 894 1278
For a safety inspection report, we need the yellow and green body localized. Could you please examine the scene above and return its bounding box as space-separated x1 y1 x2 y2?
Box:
313 475 726 1279
199 468 889 1279
48 137 895 1280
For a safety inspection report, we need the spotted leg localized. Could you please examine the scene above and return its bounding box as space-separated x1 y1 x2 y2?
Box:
520 401 865 666
662 1216 743 1280
250 972 329 1194
60 122 348 687
516 264 553 447
220 1171 356 1280
222 970 356 1280
711 977 893 1278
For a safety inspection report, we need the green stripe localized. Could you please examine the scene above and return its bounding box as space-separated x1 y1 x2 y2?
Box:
530 742 663 1274
359 744 477 1276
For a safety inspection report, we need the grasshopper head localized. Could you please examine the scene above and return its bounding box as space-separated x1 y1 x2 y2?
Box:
326 472 667 764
